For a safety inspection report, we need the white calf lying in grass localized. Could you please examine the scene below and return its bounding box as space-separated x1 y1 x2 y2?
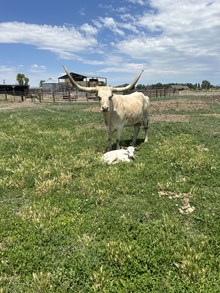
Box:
102 146 135 164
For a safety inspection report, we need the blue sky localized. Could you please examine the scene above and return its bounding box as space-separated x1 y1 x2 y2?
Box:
0 0 220 87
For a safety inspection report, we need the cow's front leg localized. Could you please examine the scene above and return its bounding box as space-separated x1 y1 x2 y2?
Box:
131 125 140 146
107 130 113 151
116 128 123 150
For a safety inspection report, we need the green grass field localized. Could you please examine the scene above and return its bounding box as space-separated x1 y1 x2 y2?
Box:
0 96 220 292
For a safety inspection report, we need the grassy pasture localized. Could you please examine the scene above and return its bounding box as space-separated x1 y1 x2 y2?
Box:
0 96 220 292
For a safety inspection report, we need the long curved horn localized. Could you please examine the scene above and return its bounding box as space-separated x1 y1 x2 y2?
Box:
63 65 97 93
112 70 144 92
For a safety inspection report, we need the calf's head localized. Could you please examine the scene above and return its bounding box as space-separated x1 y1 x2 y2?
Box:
63 66 144 112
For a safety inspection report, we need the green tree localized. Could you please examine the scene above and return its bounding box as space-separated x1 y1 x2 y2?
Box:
201 80 211 90
16 73 29 85
136 84 147 89
39 80 45 87
186 83 195 90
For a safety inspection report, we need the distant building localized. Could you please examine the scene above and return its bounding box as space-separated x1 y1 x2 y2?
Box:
58 72 107 88
42 78 58 91
0 84 29 95
170 85 190 91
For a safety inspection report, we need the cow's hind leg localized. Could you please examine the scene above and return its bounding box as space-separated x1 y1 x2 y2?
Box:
143 116 149 143
131 125 140 146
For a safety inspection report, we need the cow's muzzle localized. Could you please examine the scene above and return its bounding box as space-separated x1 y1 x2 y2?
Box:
101 107 109 112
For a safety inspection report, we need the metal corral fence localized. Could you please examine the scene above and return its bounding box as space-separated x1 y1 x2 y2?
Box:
0 87 179 103
28 87 179 103
0 89 29 102
27 89 96 103
127 87 179 98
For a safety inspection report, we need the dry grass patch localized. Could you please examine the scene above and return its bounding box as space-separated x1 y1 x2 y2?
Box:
84 106 100 113
200 113 220 118
152 114 190 122
0 100 41 111
150 99 209 112
17 202 60 227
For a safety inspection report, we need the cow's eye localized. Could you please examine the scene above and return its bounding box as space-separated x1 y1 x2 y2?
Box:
109 95 113 100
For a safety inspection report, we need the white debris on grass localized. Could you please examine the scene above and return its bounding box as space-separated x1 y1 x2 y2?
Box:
102 146 136 164
178 197 195 215
159 191 196 214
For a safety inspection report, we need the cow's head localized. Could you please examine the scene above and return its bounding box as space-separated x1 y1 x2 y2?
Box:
63 66 144 112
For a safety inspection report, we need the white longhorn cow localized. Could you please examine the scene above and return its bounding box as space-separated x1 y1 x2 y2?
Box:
63 66 150 150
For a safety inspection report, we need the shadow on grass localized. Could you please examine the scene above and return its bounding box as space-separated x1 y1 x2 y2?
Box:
110 138 144 150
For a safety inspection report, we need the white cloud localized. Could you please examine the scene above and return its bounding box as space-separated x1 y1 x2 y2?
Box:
139 0 220 36
59 51 104 65
80 23 98 35
0 65 17 84
95 17 125 36
98 4 113 10
127 0 147 5
30 64 47 73
112 0 220 83
99 4 129 14
99 63 145 73
93 15 140 36
79 8 86 16
0 22 98 57
0 65 15 74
